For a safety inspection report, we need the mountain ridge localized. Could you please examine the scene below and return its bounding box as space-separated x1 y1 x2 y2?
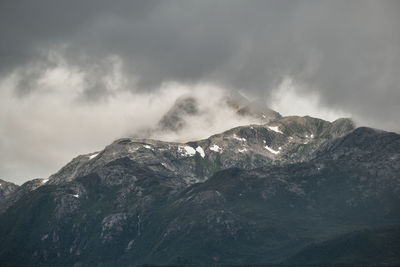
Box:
45 115 355 186
0 104 399 266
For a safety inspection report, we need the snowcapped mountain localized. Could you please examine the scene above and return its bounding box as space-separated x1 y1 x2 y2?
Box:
0 100 399 266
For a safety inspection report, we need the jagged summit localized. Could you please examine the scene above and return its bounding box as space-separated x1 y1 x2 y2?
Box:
47 115 355 186
267 116 355 139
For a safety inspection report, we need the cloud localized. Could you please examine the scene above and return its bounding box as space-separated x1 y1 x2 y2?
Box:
1 1 398 129
0 50 259 184
0 52 186 184
147 84 261 142
269 77 350 122
0 1 399 182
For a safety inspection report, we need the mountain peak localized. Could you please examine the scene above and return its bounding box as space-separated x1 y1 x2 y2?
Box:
158 95 199 132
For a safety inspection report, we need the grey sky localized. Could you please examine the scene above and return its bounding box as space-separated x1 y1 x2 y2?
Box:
0 1 399 183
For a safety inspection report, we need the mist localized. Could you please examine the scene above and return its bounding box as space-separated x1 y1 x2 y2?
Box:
0 50 257 184
0 50 348 184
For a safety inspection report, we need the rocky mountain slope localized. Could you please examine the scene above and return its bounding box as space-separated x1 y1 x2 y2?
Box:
0 178 49 213
0 106 399 266
47 116 354 185
0 179 19 209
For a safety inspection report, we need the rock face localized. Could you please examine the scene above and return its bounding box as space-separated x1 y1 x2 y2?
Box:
47 116 354 185
1 178 49 213
0 114 399 267
158 95 199 132
0 179 19 211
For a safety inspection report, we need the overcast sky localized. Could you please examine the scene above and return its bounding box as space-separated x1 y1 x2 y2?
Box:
1 1 399 184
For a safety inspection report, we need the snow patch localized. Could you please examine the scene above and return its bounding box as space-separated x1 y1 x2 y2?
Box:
178 146 196 157
196 146 205 158
310 134 314 138
72 194 79 198
126 240 135 250
41 179 49 184
268 126 283 134
209 144 222 153
238 148 247 153
143 145 152 149
89 153 99 160
265 145 280 154
233 134 246 142
41 234 49 241
161 162 170 169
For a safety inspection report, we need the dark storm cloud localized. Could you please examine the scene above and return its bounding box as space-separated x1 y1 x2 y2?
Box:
2 0 399 124
0 1 399 124
0 0 158 71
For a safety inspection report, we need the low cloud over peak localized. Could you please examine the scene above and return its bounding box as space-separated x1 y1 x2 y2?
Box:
0 1 399 183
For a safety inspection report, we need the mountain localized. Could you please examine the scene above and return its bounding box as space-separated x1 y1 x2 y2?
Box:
0 108 399 266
